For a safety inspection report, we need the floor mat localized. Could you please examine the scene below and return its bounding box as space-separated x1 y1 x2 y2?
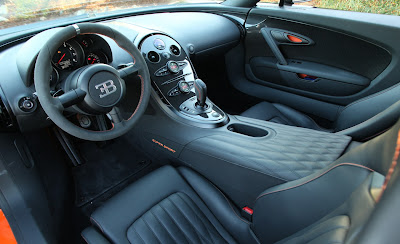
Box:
72 136 153 207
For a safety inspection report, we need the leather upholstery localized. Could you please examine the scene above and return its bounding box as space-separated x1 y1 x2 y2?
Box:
334 82 400 131
82 120 400 244
240 102 326 131
276 215 350 244
82 227 110 244
179 116 351 207
252 120 400 243
82 166 258 244
177 167 258 244
183 118 351 182
241 83 400 138
126 192 229 244
253 163 373 243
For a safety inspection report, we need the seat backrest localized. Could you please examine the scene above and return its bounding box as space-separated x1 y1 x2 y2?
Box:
334 83 400 140
252 119 400 243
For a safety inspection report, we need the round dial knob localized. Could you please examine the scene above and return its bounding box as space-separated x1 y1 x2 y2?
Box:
178 81 191 93
167 61 180 74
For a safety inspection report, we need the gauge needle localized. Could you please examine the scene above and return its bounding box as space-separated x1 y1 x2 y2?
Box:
57 53 66 64
91 59 96 64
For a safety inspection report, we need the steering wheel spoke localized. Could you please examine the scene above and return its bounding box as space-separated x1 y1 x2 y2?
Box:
57 89 86 108
118 63 141 79
108 106 124 124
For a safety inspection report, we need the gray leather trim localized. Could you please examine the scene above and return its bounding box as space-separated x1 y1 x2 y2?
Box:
89 166 235 244
335 81 400 131
253 165 372 243
81 227 111 244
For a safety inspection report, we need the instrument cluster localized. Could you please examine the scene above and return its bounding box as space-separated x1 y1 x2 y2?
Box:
49 34 112 85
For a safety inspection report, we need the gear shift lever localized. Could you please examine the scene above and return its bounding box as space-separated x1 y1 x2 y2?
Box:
194 79 207 108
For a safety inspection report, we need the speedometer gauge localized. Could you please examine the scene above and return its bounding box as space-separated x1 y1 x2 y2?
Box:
86 52 108 65
52 42 79 70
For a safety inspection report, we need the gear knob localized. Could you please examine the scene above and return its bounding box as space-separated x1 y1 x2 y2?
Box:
194 79 207 107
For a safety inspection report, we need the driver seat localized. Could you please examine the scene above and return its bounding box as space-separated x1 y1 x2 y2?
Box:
81 120 400 244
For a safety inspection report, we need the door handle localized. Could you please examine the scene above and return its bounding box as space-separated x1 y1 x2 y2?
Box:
261 27 288 65
260 27 314 65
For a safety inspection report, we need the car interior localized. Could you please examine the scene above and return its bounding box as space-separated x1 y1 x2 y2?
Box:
0 0 399 243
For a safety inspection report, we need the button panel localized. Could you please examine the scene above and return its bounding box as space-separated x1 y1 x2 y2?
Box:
154 61 188 77
167 81 194 97
18 96 37 112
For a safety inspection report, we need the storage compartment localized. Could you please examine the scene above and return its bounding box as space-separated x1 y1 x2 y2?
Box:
249 57 370 96
227 123 268 137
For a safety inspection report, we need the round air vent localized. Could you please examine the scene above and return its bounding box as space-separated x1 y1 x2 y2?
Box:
147 51 160 63
170 45 180 56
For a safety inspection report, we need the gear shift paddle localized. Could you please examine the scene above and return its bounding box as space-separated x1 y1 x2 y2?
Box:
194 79 207 108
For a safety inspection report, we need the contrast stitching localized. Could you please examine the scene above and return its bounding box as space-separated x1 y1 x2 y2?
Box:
378 129 400 201
338 82 400 117
81 234 89 244
210 182 251 225
90 217 105 234
256 163 374 200
184 147 288 182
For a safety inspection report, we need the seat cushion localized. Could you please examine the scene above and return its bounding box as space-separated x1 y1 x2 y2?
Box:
82 166 258 244
241 102 326 131
127 192 230 244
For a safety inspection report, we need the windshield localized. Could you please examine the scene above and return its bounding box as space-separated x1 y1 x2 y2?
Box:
0 0 220 32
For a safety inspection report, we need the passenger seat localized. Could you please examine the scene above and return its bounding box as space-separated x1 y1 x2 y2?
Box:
241 83 400 140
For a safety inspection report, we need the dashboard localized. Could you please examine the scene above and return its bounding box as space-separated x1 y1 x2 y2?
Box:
0 12 241 132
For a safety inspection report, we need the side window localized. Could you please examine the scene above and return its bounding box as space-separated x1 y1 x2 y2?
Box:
257 0 400 16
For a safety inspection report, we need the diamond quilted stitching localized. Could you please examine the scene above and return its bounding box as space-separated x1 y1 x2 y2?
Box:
189 122 351 182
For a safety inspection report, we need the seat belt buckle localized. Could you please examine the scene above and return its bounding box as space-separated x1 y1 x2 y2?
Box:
241 206 253 221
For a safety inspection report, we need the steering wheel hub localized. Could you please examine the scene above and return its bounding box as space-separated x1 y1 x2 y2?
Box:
88 71 123 107
64 64 126 114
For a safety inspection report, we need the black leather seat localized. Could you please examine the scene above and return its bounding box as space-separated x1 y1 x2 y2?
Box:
241 83 400 139
82 120 400 244
241 102 327 131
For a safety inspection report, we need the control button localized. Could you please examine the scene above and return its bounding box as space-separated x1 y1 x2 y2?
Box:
168 87 180 97
178 81 191 93
154 67 169 77
187 44 195 54
167 61 180 74
177 61 188 70
153 39 166 50
22 100 34 110
212 112 220 118
162 52 170 59
77 114 92 128
19 96 37 112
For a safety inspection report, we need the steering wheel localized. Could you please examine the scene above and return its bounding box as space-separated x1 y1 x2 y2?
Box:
34 23 151 141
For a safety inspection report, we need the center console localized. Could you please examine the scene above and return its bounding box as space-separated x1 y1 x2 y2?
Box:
139 34 227 127
135 33 353 209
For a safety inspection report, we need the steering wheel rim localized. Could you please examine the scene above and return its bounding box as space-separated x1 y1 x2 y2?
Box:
34 23 151 141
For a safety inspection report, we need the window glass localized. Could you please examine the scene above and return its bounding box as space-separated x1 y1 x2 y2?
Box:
258 0 400 16
0 0 221 31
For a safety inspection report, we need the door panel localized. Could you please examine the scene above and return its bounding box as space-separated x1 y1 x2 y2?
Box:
240 6 400 114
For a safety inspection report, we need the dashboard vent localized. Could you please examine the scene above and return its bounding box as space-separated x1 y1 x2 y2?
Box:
0 96 13 129
170 45 180 56
147 51 160 63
